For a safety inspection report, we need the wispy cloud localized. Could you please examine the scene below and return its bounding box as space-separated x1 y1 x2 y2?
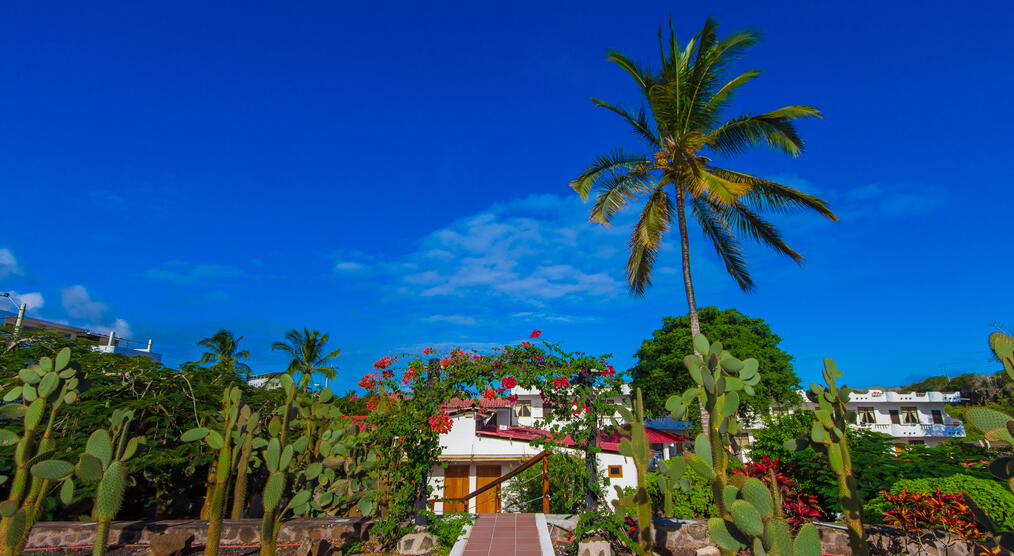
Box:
88 190 126 206
7 291 44 312
61 285 109 321
334 261 370 273
840 183 946 218
0 248 23 278
423 314 479 326
144 262 246 283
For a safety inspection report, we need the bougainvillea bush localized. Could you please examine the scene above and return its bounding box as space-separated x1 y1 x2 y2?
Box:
355 331 626 537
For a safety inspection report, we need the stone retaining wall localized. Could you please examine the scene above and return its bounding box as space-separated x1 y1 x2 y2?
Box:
26 518 371 550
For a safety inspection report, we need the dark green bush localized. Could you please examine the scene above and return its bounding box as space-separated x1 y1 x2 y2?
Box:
644 467 716 518
864 474 1014 530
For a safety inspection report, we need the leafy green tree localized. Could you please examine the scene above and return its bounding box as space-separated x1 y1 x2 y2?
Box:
195 329 251 381
271 328 341 389
570 18 836 428
631 307 799 419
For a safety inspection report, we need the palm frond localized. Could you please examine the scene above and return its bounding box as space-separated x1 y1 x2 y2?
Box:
691 197 752 291
605 50 655 92
570 149 651 200
707 197 803 263
626 184 673 296
589 167 653 225
591 98 659 146
707 167 837 220
705 106 821 157
693 168 751 207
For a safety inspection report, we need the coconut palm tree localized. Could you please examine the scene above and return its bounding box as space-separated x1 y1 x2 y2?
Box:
196 329 251 381
271 328 341 389
572 18 836 344
572 19 837 428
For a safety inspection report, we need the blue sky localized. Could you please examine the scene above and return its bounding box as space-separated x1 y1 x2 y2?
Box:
1 1 1012 390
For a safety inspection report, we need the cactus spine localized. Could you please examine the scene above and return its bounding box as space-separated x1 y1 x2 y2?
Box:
612 388 654 555
787 359 869 556
665 334 822 556
0 348 84 556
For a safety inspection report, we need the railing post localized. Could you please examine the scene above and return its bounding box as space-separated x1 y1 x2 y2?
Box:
542 455 549 514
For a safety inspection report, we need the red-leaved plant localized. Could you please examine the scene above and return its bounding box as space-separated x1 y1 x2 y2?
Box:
881 488 986 544
732 456 824 524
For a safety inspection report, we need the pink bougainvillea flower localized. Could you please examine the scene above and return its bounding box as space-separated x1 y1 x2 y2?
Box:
530 330 542 338
473 354 482 362
365 396 379 410
501 376 517 389
381 369 394 379
602 365 616 378
482 388 498 400
553 377 569 389
507 394 518 404
423 347 433 355
373 356 394 370
521 341 531 347
429 413 453 433
440 356 452 369
358 373 379 390
401 368 419 384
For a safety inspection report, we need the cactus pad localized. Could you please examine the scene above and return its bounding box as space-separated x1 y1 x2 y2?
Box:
96 461 126 520
707 518 747 552
30 459 75 480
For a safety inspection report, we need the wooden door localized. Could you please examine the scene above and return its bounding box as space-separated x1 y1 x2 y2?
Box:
443 465 470 513
475 465 502 513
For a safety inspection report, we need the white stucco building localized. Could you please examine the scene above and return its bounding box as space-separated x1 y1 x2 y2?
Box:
427 386 685 514
802 389 965 448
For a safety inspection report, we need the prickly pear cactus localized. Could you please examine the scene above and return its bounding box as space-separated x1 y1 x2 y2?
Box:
961 332 1014 551
0 348 86 556
784 358 869 556
181 385 250 556
612 388 654 555
661 334 822 556
77 409 144 556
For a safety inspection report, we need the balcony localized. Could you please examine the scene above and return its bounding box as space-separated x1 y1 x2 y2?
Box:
858 422 965 438
847 391 962 403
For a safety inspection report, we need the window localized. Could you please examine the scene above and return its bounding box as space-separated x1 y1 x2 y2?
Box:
889 410 901 425
608 465 623 478
901 407 919 425
858 407 876 425
932 410 943 425
515 400 532 418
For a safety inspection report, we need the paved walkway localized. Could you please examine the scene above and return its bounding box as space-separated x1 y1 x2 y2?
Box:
459 514 550 556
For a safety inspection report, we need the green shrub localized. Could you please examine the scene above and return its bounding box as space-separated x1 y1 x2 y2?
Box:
864 474 1014 530
502 452 603 514
646 467 716 519
424 512 473 555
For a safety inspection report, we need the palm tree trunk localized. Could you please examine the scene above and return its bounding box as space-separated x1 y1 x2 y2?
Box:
675 188 708 431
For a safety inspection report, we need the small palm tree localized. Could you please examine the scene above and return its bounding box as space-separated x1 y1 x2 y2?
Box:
271 328 341 389
572 18 838 427
196 329 251 381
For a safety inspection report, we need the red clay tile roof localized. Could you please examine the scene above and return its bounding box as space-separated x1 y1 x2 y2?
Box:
474 425 685 454
441 397 514 410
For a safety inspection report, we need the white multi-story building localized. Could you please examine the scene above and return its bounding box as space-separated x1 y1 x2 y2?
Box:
796 389 965 448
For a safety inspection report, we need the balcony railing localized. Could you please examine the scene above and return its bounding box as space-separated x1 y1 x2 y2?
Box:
857 422 965 438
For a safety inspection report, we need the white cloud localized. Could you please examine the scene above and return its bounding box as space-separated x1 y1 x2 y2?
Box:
839 183 946 218
390 195 626 303
61 285 109 321
334 261 370 273
8 291 44 312
423 314 479 326
0 248 22 278
92 319 134 340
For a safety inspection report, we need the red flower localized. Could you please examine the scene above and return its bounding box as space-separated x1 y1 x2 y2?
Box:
473 354 482 362
381 369 394 379
602 365 616 378
423 347 433 355
365 397 379 410
358 373 379 390
530 330 541 338
402 368 419 384
482 388 498 400
373 356 394 370
553 377 569 389
507 394 518 404
501 376 517 389
440 357 452 369
429 413 453 433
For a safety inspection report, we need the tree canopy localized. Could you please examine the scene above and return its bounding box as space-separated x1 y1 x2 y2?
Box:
631 306 800 419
